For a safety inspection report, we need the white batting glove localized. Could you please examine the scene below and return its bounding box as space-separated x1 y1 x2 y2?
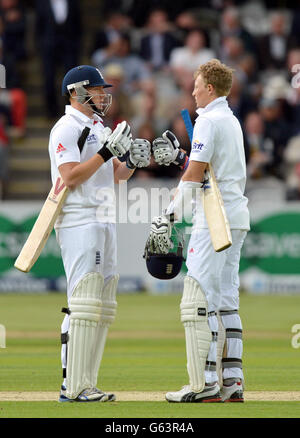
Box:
127 138 151 169
98 121 132 161
152 130 181 166
107 121 132 156
101 126 112 142
148 215 173 254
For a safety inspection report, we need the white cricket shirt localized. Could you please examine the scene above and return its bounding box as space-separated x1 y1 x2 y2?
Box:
189 96 250 230
49 105 116 228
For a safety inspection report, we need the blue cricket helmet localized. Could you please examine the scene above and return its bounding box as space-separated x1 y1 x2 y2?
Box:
143 230 185 280
62 65 112 96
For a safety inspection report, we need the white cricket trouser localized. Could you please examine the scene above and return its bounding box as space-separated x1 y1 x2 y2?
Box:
56 222 117 373
186 229 246 312
186 228 247 382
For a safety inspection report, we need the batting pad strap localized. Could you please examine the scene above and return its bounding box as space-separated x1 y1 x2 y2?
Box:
211 331 218 342
226 328 243 339
61 332 69 344
219 309 238 316
222 358 243 369
205 361 217 372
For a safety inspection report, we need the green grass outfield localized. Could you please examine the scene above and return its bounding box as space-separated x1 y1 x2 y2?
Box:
0 292 300 418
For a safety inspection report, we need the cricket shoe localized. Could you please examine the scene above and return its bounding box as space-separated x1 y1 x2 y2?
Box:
166 382 222 403
59 385 116 402
220 378 244 402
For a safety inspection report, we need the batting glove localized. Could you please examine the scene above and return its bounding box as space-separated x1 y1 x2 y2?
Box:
148 214 173 254
98 121 132 162
152 130 187 168
126 138 151 169
101 126 112 142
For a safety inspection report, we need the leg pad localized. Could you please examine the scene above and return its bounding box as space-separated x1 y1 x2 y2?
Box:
66 272 104 399
180 276 212 393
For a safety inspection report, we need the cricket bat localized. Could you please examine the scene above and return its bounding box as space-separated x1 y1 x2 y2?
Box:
14 127 91 273
14 178 68 272
181 109 232 252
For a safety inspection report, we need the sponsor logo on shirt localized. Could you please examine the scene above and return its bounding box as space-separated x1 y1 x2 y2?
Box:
56 143 67 153
192 140 204 152
87 134 97 143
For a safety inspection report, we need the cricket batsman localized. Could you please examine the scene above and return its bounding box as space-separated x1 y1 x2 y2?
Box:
147 59 250 402
48 65 151 402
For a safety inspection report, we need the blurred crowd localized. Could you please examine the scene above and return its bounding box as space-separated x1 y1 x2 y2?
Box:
1 0 300 200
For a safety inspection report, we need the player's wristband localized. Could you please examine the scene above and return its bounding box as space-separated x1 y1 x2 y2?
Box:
97 142 113 162
174 150 189 170
126 155 136 170
182 155 189 170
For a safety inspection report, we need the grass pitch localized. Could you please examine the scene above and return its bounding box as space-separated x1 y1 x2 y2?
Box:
0 292 300 418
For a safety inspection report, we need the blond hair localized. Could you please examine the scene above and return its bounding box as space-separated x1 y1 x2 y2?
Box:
194 59 234 97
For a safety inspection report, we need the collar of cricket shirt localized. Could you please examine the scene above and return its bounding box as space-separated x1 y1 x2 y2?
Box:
65 105 103 126
196 96 228 116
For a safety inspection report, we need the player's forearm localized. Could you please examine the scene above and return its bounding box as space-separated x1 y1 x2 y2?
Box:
114 161 135 184
62 154 104 189
182 160 207 183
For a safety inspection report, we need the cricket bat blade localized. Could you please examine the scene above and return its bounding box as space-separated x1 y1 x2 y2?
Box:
203 164 232 252
14 178 68 272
